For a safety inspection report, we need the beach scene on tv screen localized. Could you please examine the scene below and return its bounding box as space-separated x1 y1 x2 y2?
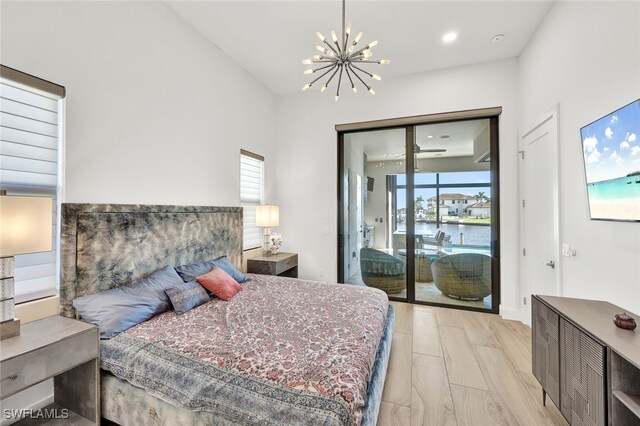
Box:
581 100 640 221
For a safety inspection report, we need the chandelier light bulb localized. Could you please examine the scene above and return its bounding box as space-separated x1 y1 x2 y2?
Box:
302 0 387 99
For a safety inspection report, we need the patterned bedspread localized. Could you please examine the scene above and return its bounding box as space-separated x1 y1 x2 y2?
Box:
100 274 389 426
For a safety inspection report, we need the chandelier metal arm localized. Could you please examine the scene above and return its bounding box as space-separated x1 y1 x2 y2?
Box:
323 66 341 88
345 66 356 89
336 67 344 99
348 63 371 90
311 64 338 86
312 63 338 73
350 63 374 78
322 40 340 56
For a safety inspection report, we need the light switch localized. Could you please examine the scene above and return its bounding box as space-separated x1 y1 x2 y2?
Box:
562 244 576 257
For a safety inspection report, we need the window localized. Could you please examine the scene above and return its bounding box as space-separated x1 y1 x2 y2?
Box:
240 149 264 250
0 66 65 303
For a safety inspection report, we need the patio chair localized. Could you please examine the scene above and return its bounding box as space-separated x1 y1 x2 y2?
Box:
431 253 491 300
360 248 406 294
422 229 449 249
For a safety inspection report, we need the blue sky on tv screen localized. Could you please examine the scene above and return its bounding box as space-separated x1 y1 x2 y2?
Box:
581 100 640 183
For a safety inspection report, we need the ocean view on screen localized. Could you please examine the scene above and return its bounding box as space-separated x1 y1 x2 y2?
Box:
581 99 640 221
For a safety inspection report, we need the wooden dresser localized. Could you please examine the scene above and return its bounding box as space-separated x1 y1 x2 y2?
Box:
247 252 298 278
532 295 640 426
0 315 99 425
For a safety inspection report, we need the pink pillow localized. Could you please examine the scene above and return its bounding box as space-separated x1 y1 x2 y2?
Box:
196 267 242 301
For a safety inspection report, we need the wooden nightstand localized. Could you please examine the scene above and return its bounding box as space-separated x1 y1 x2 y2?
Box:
247 252 298 278
0 315 99 425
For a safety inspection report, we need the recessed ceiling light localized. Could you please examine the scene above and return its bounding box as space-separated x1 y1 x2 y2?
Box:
427 135 433 139
442 32 458 44
492 33 505 43
441 135 450 139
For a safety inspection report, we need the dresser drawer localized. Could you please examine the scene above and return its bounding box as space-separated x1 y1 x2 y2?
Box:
0 328 98 399
276 254 298 275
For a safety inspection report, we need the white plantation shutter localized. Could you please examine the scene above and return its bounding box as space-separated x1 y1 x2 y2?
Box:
240 150 264 250
1 68 64 303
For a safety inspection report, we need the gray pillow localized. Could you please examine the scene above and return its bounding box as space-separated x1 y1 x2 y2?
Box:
165 281 210 314
73 266 184 338
211 256 248 283
125 265 185 312
73 288 166 339
174 260 216 283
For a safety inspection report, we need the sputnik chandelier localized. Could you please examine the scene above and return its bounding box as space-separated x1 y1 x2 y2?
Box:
301 0 389 100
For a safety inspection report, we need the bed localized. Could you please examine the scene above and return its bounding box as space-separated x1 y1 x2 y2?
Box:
59 204 394 426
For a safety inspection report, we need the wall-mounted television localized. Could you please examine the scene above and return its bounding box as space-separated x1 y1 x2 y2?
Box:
580 99 640 222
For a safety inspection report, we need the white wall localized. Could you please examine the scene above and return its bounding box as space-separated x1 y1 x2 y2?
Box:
519 1 640 315
0 1 277 207
276 59 521 316
0 2 276 421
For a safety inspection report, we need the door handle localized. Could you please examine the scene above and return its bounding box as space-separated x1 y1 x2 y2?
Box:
546 260 555 269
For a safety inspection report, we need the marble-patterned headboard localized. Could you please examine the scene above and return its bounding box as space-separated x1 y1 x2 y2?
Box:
60 204 243 318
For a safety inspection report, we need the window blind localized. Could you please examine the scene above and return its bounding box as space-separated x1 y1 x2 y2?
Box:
240 150 264 250
0 77 62 303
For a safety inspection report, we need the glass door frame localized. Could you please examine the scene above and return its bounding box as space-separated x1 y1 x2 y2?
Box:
337 109 501 314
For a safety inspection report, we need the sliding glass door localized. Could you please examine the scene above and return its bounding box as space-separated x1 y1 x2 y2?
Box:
340 128 408 297
338 116 500 313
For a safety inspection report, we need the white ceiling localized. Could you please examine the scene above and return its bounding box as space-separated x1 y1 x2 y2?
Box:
345 119 489 160
167 1 554 95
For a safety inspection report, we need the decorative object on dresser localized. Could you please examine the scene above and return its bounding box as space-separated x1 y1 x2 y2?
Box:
0 193 52 340
255 204 280 256
614 312 637 330
269 232 282 255
247 252 298 278
532 295 640 425
0 315 99 424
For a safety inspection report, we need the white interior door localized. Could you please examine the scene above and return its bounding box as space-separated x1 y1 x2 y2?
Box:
520 107 561 323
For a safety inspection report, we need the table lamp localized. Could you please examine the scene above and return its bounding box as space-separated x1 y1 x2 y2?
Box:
0 193 53 339
255 205 279 256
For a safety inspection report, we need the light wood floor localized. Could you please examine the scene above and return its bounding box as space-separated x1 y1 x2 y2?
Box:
377 302 566 426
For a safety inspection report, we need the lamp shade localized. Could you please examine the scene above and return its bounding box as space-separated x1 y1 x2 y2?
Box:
0 195 53 256
255 205 279 228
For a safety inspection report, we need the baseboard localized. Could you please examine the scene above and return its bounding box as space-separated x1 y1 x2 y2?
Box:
499 306 526 323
